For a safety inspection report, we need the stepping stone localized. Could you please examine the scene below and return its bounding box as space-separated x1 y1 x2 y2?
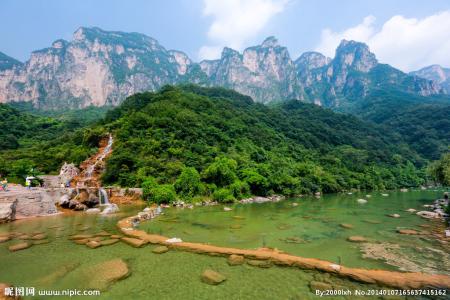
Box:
152 246 169 254
31 233 47 240
247 259 272 268
397 229 419 235
100 239 119 246
339 223 353 229
95 231 111 237
121 237 147 248
347 236 367 243
388 214 401 218
70 234 94 240
86 241 102 249
0 236 10 243
227 254 245 266
9 242 31 252
201 269 226 285
74 238 89 245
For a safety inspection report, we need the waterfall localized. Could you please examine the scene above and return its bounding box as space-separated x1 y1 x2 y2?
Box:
99 188 110 205
84 134 113 180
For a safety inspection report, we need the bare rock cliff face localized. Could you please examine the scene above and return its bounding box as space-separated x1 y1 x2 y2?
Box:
0 27 444 109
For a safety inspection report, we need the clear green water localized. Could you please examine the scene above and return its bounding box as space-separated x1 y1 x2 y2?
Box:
0 190 447 299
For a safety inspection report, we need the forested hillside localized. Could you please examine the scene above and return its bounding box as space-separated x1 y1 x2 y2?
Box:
99 85 426 202
343 89 450 160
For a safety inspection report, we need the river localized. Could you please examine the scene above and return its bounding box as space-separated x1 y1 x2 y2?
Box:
0 190 448 299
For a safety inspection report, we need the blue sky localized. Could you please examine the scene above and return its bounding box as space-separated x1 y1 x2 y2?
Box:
1 0 449 71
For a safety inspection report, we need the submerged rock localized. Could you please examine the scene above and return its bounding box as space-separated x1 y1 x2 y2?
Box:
152 246 169 254
121 237 147 248
397 229 419 235
347 236 367 243
86 241 102 249
227 254 245 266
388 214 401 218
9 242 31 252
0 235 10 243
309 281 333 292
247 259 272 268
32 233 47 240
101 203 119 214
86 208 101 214
201 269 226 285
82 259 129 291
357 199 367 204
339 223 353 229
100 239 119 246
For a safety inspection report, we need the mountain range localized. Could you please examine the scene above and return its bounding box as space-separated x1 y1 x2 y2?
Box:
0 26 447 109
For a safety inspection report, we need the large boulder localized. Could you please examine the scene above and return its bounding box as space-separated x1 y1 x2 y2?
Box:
152 246 169 254
0 200 17 223
58 194 70 207
80 259 129 291
58 162 79 186
121 237 147 248
9 242 31 252
0 282 19 299
227 254 245 266
201 269 226 285
83 193 100 208
101 203 119 214
347 236 367 243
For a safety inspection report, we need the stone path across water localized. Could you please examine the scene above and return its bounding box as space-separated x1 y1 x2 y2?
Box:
117 215 450 290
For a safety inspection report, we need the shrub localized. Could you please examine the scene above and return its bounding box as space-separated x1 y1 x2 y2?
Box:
150 184 176 204
212 188 235 203
175 167 203 198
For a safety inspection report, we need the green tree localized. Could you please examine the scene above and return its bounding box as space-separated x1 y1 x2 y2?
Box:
175 167 203 198
203 157 237 187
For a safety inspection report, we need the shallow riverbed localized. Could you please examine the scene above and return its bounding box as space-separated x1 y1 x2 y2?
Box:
0 190 447 299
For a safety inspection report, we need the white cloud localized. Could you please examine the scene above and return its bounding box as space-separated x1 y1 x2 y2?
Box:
199 0 288 60
315 11 450 72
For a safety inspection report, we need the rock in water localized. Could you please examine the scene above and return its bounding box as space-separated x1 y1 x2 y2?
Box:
357 199 367 204
86 241 102 249
0 200 17 223
247 259 272 268
397 229 419 235
388 214 401 218
339 223 353 229
201 269 226 285
100 239 119 246
227 254 245 266
81 259 129 291
101 203 119 214
347 236 367 243
121 237 147 248
86 208 101 214
0 283 18 299
9 242 31 252
309 281 333 292
152 246 169 254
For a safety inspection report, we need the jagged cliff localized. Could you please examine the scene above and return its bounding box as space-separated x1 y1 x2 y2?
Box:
0 27 444 109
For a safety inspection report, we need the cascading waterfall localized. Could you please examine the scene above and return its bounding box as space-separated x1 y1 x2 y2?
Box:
99 188 110 205
84 134 113 180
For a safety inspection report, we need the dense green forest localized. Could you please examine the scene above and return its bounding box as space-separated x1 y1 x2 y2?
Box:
0 104 105 181
98 85 428 202
343 89 450 160
1 85 448 203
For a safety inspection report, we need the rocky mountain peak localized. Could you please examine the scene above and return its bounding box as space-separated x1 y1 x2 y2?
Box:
295 52 330 71
334 39 377 72
0 52 23 71
261 36 279 48
411 64 450 93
